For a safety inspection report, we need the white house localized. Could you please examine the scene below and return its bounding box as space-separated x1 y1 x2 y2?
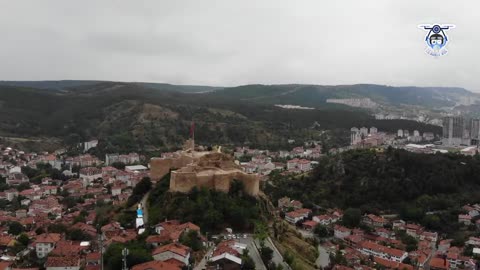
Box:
152 243 191 266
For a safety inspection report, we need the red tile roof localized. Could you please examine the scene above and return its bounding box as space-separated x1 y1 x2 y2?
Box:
45 256 80 267
430 257 449 270
360 241 406 258
152 243 190 257
131 261 181 270
34 233 61 244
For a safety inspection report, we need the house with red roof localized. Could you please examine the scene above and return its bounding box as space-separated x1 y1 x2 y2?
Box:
358 241 408 263
152 243 191 266
362 214 387 228
50 240 87 257
34 233 62 258
334 225 351 240
0 261 12 270
458 214 472 225
152 220 200 244
79 167 102 185
208 240 243 270
285 208 311 224
132 261 181 270
86 252 101 266
302 220 318 231
45 255 81 270
430 257 449 270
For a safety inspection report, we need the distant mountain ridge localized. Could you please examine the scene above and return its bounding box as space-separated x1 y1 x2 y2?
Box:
0 80 476 108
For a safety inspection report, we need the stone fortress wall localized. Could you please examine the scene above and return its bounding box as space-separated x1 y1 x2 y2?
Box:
149 143 260 196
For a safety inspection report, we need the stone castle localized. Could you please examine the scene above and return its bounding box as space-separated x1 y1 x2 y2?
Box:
150 139 260 196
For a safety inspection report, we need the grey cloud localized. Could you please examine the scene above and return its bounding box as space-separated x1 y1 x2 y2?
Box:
0 0 478 91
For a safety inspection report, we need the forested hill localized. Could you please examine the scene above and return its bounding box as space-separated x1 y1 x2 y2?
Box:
265 149 480 233
0 82 441 153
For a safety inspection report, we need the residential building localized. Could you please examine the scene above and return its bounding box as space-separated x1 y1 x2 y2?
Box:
45 255 81 270
79 167 102 184
285 208 311 224
359 241 408 263
152 243 191 266
334 225 351 239
35 233 61 258
362 214 387 228
132 261 181 270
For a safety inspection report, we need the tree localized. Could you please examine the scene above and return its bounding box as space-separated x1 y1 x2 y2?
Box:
104 242 152 270
17 233 30 246
111 162 126 170
17 182 31 192
241 249 255 270
342 208 361 228
68 229 92 241
180 230 203 251
260 246 274 265
314 224 330 238
35 227 45 235
254 222 268 245
48 224 68 234
127 177 152 207
8 221 24 235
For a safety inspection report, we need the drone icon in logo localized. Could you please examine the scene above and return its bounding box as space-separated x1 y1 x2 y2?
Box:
418 24 455 57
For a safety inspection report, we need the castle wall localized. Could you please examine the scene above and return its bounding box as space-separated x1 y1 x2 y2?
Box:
169 169 260 196
150 154 197 180
153 150 260 196
150 158 173 180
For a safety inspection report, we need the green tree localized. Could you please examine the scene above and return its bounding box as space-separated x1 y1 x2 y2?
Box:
17 233 30 246
180 230 203 251
241 249 255 270
314 224 330 238
342 208 361 228
260 246 274 265
68 229 92 241
48 224 68 234
111 162 126 170
254 222 268 245
104 242 152 270
127 177 152 207
8 221 24 235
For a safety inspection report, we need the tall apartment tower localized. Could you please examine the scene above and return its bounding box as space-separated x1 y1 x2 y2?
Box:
442 116 469 146
471 119 480 145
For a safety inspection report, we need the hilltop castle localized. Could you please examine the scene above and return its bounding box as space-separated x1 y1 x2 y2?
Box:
150 139 260 196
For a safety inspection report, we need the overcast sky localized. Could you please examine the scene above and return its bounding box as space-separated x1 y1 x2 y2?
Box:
0 1 479 91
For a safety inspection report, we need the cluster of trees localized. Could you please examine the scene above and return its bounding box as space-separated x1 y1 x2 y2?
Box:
126 177 152 207
148 176 261 232
266 149 480 234
103 241 152 270
21 163 67 183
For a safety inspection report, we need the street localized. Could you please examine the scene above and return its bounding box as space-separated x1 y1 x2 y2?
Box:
238 236 267 270
316 245 330 268
257 237 291 270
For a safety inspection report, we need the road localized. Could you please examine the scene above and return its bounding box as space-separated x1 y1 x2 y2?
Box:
316 245 330 268
139 191 150 224
239 236 267 270
194 246 214 270
259 237 291 270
